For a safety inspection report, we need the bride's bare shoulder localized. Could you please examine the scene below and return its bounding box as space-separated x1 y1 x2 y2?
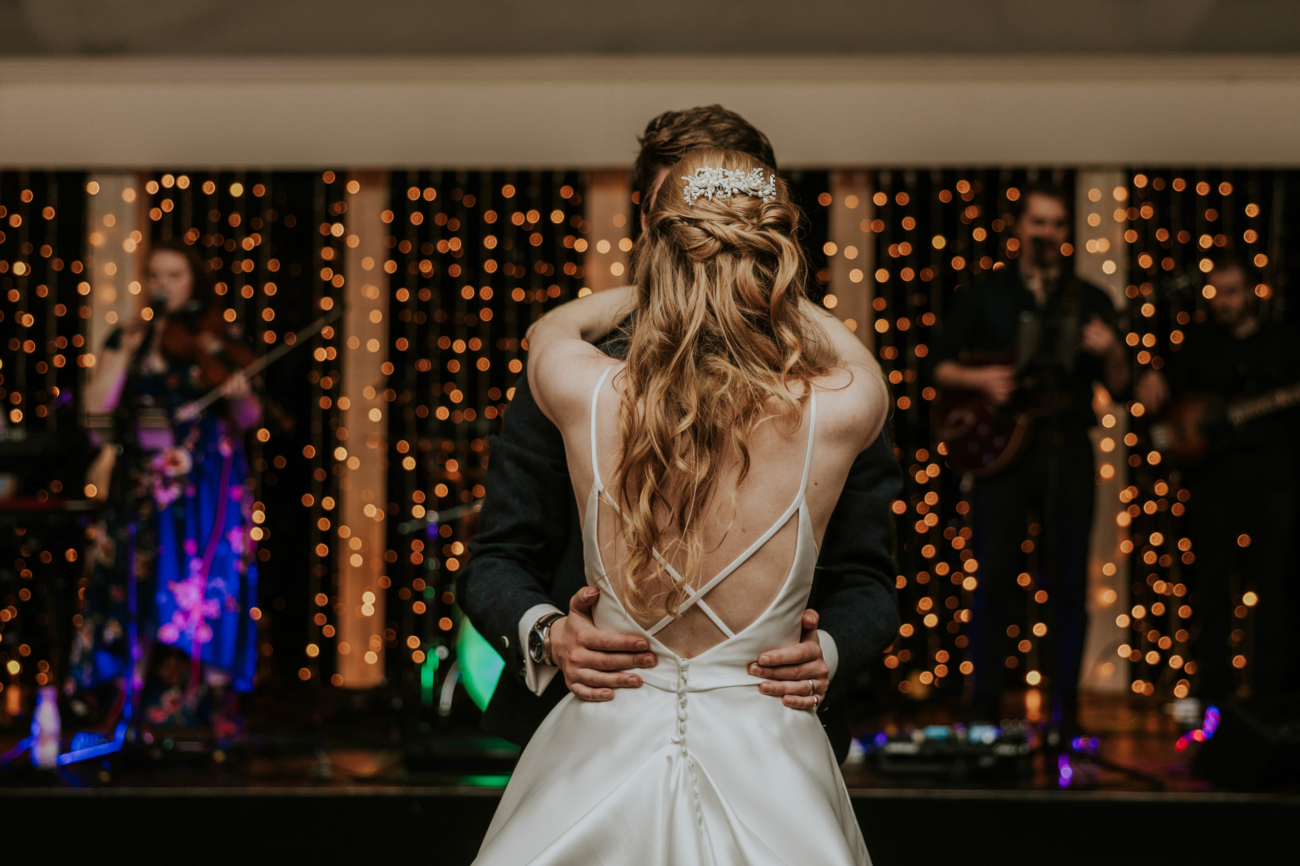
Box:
809 364 889 450
530 342 621 427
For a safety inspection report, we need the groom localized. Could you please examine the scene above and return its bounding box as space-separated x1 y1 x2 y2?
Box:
460 105 901 764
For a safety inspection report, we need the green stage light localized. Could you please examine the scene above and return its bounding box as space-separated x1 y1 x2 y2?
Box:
456 616 505 712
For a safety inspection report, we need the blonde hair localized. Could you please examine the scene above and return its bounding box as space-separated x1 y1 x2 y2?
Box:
611 148 836 621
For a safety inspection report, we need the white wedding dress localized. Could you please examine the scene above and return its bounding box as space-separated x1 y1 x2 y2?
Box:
475 368 871 865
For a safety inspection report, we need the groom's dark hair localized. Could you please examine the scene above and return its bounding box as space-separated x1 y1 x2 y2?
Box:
633 106 777 211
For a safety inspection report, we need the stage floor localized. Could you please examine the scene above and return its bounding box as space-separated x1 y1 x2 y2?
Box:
2 690 1296 863
0 689 1239 791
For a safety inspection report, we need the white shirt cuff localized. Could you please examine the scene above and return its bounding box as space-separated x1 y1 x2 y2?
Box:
519 603 565 696
817 629 840 682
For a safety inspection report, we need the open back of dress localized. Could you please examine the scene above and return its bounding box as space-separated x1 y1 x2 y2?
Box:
475 364 871 866
584 365 818 660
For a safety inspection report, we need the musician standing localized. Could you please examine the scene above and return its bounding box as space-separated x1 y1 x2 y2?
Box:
69 239 261 732
1135 257 1297 704
931 184 1130 739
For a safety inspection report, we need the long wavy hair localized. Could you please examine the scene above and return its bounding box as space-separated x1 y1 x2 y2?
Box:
611 148 837 622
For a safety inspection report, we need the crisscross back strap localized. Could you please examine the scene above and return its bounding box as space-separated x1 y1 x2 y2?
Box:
644 387 818 635
589 365 615 491
590 371 817 638
797 386 817 498
590 366 702 616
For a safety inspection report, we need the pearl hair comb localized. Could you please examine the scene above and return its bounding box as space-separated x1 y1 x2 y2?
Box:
681 167 777 207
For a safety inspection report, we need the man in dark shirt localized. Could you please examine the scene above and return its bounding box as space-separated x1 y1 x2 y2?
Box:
931 184 1129 737
459 106 902 764
1136 257 1297 704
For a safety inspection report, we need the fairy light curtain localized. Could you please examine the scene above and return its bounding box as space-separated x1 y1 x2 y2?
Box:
0 170 88 705
3 165 1293 722
384 170 586 707
138 170 345 689
1119 169 1290 702
866 168 1080 699
864 167 1294 707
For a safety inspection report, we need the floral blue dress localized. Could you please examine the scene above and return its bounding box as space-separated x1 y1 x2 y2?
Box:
69 328 258 727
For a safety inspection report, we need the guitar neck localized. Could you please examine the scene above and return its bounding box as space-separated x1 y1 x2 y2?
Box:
1227 381 1300 427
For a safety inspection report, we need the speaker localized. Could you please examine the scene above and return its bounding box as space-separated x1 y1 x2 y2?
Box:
1193 692 1300 789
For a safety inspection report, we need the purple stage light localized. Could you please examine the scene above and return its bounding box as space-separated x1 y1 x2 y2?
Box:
1057 753 1074 787
1202 705 1220 739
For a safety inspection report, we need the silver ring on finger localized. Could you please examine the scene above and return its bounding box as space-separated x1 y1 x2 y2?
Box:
807 678 815 696
812 694 820 709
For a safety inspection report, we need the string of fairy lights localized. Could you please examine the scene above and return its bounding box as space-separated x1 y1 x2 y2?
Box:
0 171 87 710
385 171 585 707
860 169 1075 699
1119 170 1285 701
0 166 1289 723
134 170 341 690
856 168 1287 704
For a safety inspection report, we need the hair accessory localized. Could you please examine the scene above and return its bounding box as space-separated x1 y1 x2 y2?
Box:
681 167 777 207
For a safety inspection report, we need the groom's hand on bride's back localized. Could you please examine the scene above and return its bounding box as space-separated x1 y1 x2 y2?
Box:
748 609 831 710
551 586 659 702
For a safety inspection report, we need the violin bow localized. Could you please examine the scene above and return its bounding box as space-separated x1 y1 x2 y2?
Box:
177 306 345 421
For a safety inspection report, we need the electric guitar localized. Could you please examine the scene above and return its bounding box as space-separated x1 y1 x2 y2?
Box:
933 275 1097 478
933 356 1069 478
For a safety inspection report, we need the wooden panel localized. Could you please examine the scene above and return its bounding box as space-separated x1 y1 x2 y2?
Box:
85 172 144 358
336 170 390 687
1075 169 1131 695
827 171 875 346
581 171 632 294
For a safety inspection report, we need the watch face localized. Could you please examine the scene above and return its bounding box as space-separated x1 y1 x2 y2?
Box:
528 629 545 663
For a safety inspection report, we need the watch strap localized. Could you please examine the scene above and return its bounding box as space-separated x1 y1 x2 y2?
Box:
532 612 564 666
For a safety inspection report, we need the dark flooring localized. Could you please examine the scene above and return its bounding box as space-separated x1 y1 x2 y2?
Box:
0 688 1295 864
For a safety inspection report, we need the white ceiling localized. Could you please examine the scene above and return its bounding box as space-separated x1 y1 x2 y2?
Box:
0 0 1292 56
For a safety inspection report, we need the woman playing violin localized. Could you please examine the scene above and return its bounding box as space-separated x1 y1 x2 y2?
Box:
70 239 261 732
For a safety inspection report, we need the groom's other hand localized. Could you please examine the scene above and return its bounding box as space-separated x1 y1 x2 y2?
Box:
749 609 830 709
551 586 659 702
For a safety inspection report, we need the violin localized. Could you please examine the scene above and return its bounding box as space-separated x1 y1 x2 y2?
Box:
105 299 340 435
163 305 345 424
159 303 256 389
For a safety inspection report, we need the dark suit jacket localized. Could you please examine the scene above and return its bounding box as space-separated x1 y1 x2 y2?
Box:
459 332 902 764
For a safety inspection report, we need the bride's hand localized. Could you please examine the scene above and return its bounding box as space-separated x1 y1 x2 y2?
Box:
550 585 659 701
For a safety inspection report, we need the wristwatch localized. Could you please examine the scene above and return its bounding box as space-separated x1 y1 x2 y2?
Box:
528 613 565 666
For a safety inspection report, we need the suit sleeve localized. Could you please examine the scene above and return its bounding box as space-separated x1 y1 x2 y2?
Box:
928 286 979 370
459 370 575 685
812 420 902 707
923 285 983 395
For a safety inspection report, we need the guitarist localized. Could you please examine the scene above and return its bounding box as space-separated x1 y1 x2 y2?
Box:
1135 256 1297 704
931 183 1129 740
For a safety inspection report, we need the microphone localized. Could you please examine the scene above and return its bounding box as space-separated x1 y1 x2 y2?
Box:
1030 236 1051 267
143 290 169 322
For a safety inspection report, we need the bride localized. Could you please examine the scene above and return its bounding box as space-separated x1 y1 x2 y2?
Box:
474 148 888 865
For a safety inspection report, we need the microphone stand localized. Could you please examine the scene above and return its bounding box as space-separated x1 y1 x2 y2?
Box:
1023 243 1070 741
1042 274 1066 741
1033 243 1088 743
0 316 157 769
110 310 161 751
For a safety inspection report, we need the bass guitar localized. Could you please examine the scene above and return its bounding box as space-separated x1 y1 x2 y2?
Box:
1150 381 1300 464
